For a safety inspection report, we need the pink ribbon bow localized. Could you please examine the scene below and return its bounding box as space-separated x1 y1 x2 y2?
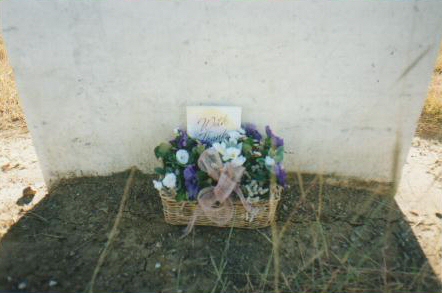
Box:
183 148 257 236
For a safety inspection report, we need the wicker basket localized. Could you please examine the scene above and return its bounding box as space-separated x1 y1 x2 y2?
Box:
159 188 281 229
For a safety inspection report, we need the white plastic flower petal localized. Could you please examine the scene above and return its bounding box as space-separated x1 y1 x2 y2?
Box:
162 173 177 188
153 180 163 191
231 155 246 166
223 147 241 161
228 130 241 140
212 142 227 155
228 137 238 145
265 156 275 167
176 149 189 164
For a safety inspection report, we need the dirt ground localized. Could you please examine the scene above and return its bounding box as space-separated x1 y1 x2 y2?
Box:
0 168 440 293
0 128 441 292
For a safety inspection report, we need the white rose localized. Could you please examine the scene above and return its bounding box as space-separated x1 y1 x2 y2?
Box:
153 180 163 191
162 173 177 188
212 142 227 156
231 155 246 166
265 156 275 167
223 147 241 161
176 149 189 164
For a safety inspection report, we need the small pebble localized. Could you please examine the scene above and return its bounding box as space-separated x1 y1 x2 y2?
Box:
155 262 161 269
18 282 27 290
49 280 57 287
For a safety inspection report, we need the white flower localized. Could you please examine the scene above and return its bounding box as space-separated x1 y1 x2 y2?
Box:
251 165 261 172
245 180 259 197
212 142 227 156
162 173 176 188
223 147 241 161
258 187 269 195
173 128 180 135
247 196 261 203
228 130 242 140
238 128 246 134
252 151 262 157
153 180 163 191
231 155 246 166
265 156 275 167
176 149 189 164
228 130 245 144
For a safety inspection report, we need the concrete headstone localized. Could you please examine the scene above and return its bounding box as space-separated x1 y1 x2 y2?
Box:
2 0 442 186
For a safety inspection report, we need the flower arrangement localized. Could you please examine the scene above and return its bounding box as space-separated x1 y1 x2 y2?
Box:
153 124 287 203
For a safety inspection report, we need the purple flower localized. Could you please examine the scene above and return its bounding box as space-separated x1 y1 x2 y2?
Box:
244 123 262 141
170 129 189 148
274 163 287 187
184 165 199 200
265 126 284 148
178 130 188 148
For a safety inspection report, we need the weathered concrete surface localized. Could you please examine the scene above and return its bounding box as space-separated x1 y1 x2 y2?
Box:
1 0 442 186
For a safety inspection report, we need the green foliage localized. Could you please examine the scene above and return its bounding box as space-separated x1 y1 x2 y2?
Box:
175 190 188 202
242 139 253 156
275 146 284 163
154 142 172 159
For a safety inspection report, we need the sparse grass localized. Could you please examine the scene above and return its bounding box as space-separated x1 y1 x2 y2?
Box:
435 46 442 74
417 45 442 140
0 34 26 130
423 75 442 122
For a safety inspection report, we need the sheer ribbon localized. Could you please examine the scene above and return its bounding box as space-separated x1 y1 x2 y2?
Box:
183 148 258 236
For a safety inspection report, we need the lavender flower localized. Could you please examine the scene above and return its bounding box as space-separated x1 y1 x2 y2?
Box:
274 163 287 187
265 126 284 148
178 130 188 148
184 165 199 200
170 129 189 148
244 123 262 141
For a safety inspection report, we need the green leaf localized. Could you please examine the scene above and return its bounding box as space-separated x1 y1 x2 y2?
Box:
154 167 166 175
154 142 172 159
264 137 272 148
175 191 188 202
242 142 253 155
197 171 209 182
196 144 206 155
274 146 284 163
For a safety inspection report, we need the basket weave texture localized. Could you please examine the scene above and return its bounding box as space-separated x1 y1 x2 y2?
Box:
159 189 281 229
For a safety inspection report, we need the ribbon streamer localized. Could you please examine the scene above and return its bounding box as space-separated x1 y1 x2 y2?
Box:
183 148 259 236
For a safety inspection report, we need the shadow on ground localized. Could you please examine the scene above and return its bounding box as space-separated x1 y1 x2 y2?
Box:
0 170 440 292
